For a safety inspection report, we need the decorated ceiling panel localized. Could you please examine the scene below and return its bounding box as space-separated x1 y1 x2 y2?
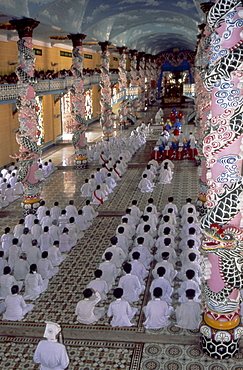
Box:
0 0 206 53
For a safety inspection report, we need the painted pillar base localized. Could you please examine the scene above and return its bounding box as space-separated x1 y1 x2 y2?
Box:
74 156 88 169
201 332 240 359
21 198 41 216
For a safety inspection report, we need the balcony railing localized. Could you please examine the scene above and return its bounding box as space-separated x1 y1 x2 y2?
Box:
0 74 119 102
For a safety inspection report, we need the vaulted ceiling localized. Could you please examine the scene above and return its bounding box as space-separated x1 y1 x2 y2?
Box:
0 0 207 54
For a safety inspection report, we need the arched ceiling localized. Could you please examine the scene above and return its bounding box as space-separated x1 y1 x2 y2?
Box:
0 0 207 54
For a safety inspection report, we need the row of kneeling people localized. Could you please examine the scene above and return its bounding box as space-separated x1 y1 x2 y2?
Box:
75 196 203 329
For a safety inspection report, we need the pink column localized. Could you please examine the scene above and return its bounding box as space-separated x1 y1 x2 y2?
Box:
117 46 127 126
198 0 243 358
138 52 146 111
10 18 42 214
129 50 139 113
99 41 112 139
68 34 88 168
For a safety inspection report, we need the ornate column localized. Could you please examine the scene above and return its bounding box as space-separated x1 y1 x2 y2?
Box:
145 54 152 104
129 49 139 114
99 41 112 139
138 52 146 111
68 34 88 168
150 55 157 102
198 0 243 359
117 46 127 126
9 18 41 215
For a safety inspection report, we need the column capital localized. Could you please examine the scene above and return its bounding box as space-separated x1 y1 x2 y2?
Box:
68 33 86 47
129 49 138 57
99 41 111 52
117 46 127 55
9 18 39 38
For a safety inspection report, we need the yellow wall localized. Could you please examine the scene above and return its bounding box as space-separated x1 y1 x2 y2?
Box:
92 85 100 118
0 40 18 75
0 103 19 167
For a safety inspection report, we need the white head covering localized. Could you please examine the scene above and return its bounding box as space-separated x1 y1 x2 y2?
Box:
44 321 61 341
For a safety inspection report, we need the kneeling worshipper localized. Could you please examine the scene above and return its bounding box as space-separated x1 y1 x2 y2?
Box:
158 163 173 184
143 287 172 329
91 185 108 205
118 263 145 303
138 174 154 193
86 269 109 301
107 287 137 327
3 285 33 321
175 289 202 329
24 264 48 301
82 199 99 221
34 321 69 370
0 266 23 299
75 288 105 324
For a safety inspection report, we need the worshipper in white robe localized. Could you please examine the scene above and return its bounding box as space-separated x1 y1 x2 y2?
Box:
155 235 177 250
136 216 156 238
1 165 8 178
65 200 78 218
3 285 33 321
88 174 98 192
129 237 153 269
175 289 202 330
34 321 69 370
143 287 172 329
100 181 111 196
180 198 198 218
42 162 50 177
117 217 134 240
47 159 57 174
82 200 99 221
161 158 174 172
155 243 177 264
102 236 126 270
4 184 20 203
138 174 154 193
80 179 92 197
13 219 25 239
36 200 48 221
26 240 41 266
118 263 144 303
129 200 143 225
99 252 118 291
9 173 17 189
158 163 173 184
107 287 137 327
13 253 29 281
179 217 201 239
177 270 201 303
181 206 199 225
152 253 177 285
179 228 201 250
148 159 159 170
58 210 69 232
31 219 43 242
75 209 92 231
0 251 8 275
39 226 54 252
135 225 155 253
48 241 66 267
0 266 23 299
13 181 24 195
91 185 108 205
37 251 58 280
1 227 14 252
150 266 173 304
7 238 21 269
66 217 81 246
163 208 177 226
178 262 202 284
105 173 117 192
19 228 34 253
158 217 177 238
145 198 159 216
25 212 36 230
162 197 179 217
50 201 62 221
180 250 202 266
130 251 148 284
24 264 48 300
86 269 109 301
143 207 158 230
116 226 132 252
94 168 104 185
142 165 155 183
75 288 105 324
100 164 109 180
40 210 54 230
49 220 61 242
121 209 136 232
59 228 74 253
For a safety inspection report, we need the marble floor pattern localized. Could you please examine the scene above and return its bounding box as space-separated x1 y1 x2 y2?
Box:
0 105 243 369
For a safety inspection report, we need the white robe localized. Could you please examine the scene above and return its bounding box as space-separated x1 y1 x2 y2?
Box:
75 291 105 324
138 178 154 193
26 246 41 265
48 246 66 266
99 261 118 290
31 224 43 242
102 246 126 268
82 205 99 221
34 340 69 370
13 259 29 281
87 279 109 301
37 258 58 279
50 206 62 221
24 272 48 300
3 294 33 321
80 183 92 197
118 274 144 303
149 277 173 303
175 300 201 329
0 274 23 299
75 215 91 231
177 280 201 302
107 299 137 327
143 299 171 329
158 168 172 184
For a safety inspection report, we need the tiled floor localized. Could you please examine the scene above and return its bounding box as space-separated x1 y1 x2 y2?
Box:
0 104 242 369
